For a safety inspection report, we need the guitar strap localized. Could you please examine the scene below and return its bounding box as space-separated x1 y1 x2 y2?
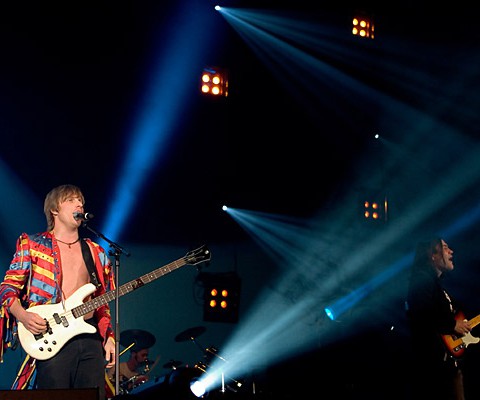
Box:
81 239 101 288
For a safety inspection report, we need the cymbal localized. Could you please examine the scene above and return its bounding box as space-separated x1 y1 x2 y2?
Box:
163 359 183 369
120 329 156 351
174 326 206 342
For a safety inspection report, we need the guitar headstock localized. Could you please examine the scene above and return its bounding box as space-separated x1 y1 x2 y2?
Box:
184 244 211 265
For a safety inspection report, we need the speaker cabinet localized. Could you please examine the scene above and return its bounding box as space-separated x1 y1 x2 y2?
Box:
0 388 99 400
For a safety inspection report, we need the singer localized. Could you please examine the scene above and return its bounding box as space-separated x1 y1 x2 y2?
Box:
0 184 115 399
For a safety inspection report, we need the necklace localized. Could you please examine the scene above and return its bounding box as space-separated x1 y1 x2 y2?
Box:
56 237 81 248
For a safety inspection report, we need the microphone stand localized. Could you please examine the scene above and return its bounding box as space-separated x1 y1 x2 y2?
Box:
81 221 131 398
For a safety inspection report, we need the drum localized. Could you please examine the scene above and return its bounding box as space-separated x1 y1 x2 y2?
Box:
119 374 148 393
169 366 203 385
129 374 167 395
129 366 204 398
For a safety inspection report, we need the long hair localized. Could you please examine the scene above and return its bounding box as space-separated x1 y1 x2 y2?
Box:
43 184 85 231
410 237 443 276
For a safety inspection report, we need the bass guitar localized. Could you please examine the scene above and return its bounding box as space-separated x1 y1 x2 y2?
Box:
17 244 211 360
441 311 480 358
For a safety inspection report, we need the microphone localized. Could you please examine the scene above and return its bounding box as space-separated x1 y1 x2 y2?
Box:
73 212 95 221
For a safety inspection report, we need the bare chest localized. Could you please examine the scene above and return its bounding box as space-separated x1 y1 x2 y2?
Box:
59 244 90 299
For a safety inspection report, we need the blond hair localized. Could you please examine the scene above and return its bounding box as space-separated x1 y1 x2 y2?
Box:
44 184 85 231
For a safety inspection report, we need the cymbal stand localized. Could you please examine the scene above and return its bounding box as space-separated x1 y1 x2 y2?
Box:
190 336 208 356
204 346 243 392
206 346 227 362
221 372 226 393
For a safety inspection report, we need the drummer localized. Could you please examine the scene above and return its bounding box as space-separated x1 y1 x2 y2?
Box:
106 345 154 392
106 329 157 394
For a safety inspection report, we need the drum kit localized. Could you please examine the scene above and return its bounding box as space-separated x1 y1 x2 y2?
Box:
109 326 243 398
172 326 244 395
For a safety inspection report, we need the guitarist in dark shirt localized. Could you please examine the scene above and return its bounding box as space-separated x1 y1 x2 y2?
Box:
406 237 471 400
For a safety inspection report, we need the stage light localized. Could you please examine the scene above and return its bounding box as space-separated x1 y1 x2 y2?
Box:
364 200 381 220
200 66 228 97
352 12 374 39
202 272 241 323
361 194 388 223
324 307 335 320
190 378 207 397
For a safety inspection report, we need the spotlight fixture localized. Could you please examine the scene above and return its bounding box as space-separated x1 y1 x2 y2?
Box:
361 194 388 223
190 378 207 398
352 12 374 39
324 307 335 320
200 66 228 97
201 272 240 323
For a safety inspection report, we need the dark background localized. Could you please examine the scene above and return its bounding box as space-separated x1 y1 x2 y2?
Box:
0 1 480 398
0 1 477 245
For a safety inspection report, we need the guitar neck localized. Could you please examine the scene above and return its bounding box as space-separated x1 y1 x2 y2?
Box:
71 258 187 318
470 314 480 330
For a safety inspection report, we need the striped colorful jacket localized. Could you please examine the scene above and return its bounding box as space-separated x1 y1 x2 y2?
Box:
0 231 115 389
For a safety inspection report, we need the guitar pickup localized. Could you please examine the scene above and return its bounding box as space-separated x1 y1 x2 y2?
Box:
53 313 69 328
53 313 62 324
